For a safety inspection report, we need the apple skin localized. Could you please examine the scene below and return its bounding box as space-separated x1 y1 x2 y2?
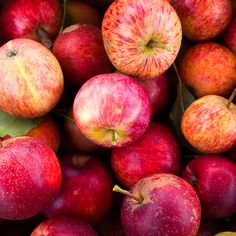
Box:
182 155 236 219
31 216 98 236
0 38 64 118
170 0 232 41
102 0 182 79
215 233 236 236
178 42 236 98
181 95 236 153
0 0 63 47
0 136 62 220
73 73 152 148
120 173 201 236
43 154 113 225
111 122 181 188
53 24 113 87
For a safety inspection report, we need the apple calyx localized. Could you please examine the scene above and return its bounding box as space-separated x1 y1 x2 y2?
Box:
146 39 172 52
226 87 236 109
113 185 143 204
72 155 90 167
6 48 18 57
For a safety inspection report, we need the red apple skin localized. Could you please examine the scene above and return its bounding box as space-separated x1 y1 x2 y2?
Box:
120 173 201 236
43 154 113 225
52 24 113 87
0 137 61 220
31 216 98 236
102 0 182 79
170 0 232 41
73 73 152 148
182 155 236 219
0 38 64 118
178 42 236 98
111 122 181 188
0 0 63 47
181 95 236 154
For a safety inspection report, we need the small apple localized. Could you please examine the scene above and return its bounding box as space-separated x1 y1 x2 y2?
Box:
102 0 182 79
0 38 64 118
111 122 181 188
73 73 152 148
114 173 201 236
170 0 232 41
178 42 236 98
0 136 61 220
181 93 236 153
52 24 113 86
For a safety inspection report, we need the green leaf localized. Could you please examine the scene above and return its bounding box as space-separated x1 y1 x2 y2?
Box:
0 110 45 137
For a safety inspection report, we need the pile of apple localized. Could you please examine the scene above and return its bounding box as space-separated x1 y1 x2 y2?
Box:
0 0 235 235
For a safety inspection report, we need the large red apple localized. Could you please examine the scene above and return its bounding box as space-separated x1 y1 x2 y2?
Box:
178 42 236 98
0 0 63 48
115 173 201 236
181 94 236 153
0 38 64 118
73 73 152 148
102 0 182 79
0 136 61 220
171 0 232 41
111 122 181 188
52 24 113 87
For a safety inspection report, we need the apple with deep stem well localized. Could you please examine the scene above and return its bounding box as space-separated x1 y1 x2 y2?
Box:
73 73 152 148
102 0 182 79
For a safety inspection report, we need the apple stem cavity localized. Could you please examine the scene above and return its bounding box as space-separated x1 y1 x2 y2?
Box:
146 39 172 52
6 48 18 57
59 0 69 33
113 185 143 204
111 129 118 145
72 155 90 167
226 87 236 109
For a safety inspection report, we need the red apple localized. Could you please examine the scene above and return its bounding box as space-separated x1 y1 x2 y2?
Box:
111 122 181 188
43 154 113 225
178 42 236 98
73 73 152 148
0 0 63 48
0 38 64 118
181 94 236 153
0 136 61 220
31 216 98 236
114 173 201 236
182 155 236 219
171 0 232 41
102 0 182 79
52 24 113 86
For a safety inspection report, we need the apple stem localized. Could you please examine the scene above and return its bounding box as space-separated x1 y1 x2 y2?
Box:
113 185 143 204
59 0 68 33
55 111 74 122
111 129 117 145
146 40 172 52
226 87 236 109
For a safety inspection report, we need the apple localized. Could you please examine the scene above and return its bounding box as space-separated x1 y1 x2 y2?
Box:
182 155 236 219
0 0 63 48
178 42 236 98
111 122 181 188
0 38 64 118
170 0 232 41
73 73 152 148
114 173 201 236
215 232 236 236
52 24 113 86
31 216 98 236
102 0 182 79
43 154 113 225
181 93 236 153
0 136 61 220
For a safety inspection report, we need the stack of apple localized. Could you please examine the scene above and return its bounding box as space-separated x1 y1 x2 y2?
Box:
0 0 235 235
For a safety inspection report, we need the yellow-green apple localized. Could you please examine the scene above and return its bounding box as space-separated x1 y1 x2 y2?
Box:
43 154 113 225
73 73 152 148
114 173 201 236
182 155 236 219
178 42 236 98
0 0 63 48
52 24 113 86
0 136 61 220
181 94 236 153
111 122 181 188
170 0 232 41
31 216 98 236
102 0 182 79
0 38 64 118
215 232 236 236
